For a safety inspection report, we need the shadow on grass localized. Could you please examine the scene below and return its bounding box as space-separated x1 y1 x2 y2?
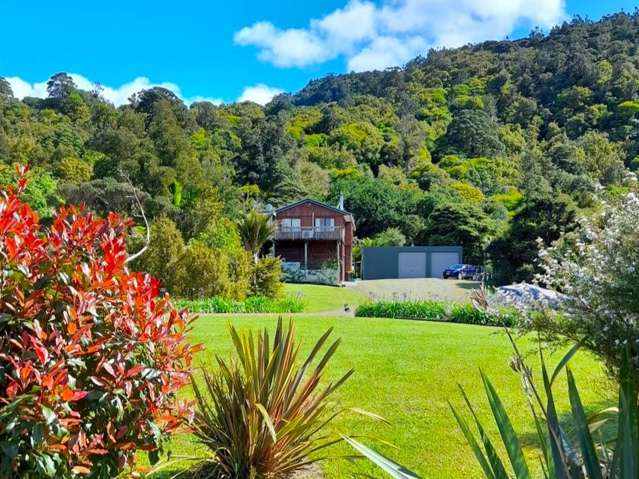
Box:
516 397 617 451
452 281 482 291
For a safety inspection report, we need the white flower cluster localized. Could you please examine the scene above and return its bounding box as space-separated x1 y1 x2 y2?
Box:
533 193 639 369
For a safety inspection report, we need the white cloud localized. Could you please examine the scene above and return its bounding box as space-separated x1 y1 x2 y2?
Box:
5 76 48 99
5 74 223 106
238 84 284 105
235 0 568 72
347 35 427 72
235 22 332 68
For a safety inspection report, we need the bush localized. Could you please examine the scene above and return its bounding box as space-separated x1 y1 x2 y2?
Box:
133 216 185 292
175 294 304 314
356 300 447 321
191 319 352 477
355 300 516 326
173 241 234 300
250 256 284 298
449 303 517 327
137 218 255 301
0 172 199 477
535 193 639 382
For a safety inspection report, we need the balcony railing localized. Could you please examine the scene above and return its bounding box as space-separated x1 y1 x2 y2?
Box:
273 226 343 241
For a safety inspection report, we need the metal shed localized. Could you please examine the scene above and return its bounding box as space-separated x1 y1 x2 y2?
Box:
361 246 463 280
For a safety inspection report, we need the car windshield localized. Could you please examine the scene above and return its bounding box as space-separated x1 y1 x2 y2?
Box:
449 264 463 269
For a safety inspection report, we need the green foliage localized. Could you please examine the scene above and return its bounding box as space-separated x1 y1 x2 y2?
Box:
54 156 93 183
490 189 523 212
331 174 426 240
190 319 352 478
451 345 639 479
355 300 515 326
2 14 639 287
238 208 274 263
535 194 639 383
441 109 505 158
355 300 447 321
250 256 284 299
134 216 185 292
449 304 517 327
297 158 330 198
449 181 485 203
196 217 243 255
175 294 304 313
489 193 578 283
173 241 233 300
423 202 495 264
0 165 60 217
371 227 407 247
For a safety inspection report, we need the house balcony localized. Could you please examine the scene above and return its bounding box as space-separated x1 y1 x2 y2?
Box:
273 226 344 241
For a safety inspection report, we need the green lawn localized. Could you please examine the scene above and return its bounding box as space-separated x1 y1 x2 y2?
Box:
155 315 612 478
284 283 368 312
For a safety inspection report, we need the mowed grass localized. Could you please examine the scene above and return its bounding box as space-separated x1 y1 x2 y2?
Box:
353 277 479 303
284 278 473 313
283 283 367 312
157 315 612 478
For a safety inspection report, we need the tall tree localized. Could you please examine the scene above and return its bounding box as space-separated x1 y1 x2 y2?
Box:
489 193 578 284
0 77 12 100
424 202 494 264
46 72 76 99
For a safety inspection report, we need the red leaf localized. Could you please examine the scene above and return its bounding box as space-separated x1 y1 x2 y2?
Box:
33 344 48 365
126 365 144 378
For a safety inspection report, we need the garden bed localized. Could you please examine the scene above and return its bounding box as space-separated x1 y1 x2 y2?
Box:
355 300 518 326
175 294 304 314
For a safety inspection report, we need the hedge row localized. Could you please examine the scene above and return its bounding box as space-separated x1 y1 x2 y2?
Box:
355 300 517 327
175 294 305 314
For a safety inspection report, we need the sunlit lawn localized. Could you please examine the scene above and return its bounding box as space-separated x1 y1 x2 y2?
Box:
283 283 368 312
157 315 612 478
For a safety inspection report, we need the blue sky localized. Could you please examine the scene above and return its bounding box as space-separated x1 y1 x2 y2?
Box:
1 0 637 105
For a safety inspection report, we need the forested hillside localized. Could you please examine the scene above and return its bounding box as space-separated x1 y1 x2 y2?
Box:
1 12 639 284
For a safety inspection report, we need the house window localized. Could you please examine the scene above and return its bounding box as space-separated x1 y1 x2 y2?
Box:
280 218 301 230
314 218 335 231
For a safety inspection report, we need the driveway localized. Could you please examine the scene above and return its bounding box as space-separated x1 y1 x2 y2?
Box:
347 278 480 303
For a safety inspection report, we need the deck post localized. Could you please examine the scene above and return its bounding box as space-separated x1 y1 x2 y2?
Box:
304 240 308 279
336 241 341 283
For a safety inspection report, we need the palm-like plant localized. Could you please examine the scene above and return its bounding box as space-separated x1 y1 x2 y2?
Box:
190 318 353 478
238 208 273 264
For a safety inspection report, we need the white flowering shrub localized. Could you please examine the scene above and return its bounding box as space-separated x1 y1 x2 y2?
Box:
534 193 639 379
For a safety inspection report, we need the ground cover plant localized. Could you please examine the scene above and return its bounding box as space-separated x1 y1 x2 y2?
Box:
0 170 199 478
156 315 609 478
175 294 304 314
355 300 517 326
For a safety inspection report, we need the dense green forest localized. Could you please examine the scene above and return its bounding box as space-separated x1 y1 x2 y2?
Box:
1 12 639 285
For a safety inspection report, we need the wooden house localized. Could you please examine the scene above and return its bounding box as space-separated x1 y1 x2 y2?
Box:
272 199 354 284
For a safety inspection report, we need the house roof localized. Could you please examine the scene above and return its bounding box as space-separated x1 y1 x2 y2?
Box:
275 198 353 218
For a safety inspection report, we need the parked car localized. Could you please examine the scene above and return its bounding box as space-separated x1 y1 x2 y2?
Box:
442 264 483 280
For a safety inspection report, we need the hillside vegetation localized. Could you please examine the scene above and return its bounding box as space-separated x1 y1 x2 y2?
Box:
1 12 639 283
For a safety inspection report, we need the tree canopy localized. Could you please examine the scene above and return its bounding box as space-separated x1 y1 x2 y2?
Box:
1 12 639 284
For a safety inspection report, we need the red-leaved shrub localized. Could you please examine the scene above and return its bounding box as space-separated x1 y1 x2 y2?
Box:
0 167 199 478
